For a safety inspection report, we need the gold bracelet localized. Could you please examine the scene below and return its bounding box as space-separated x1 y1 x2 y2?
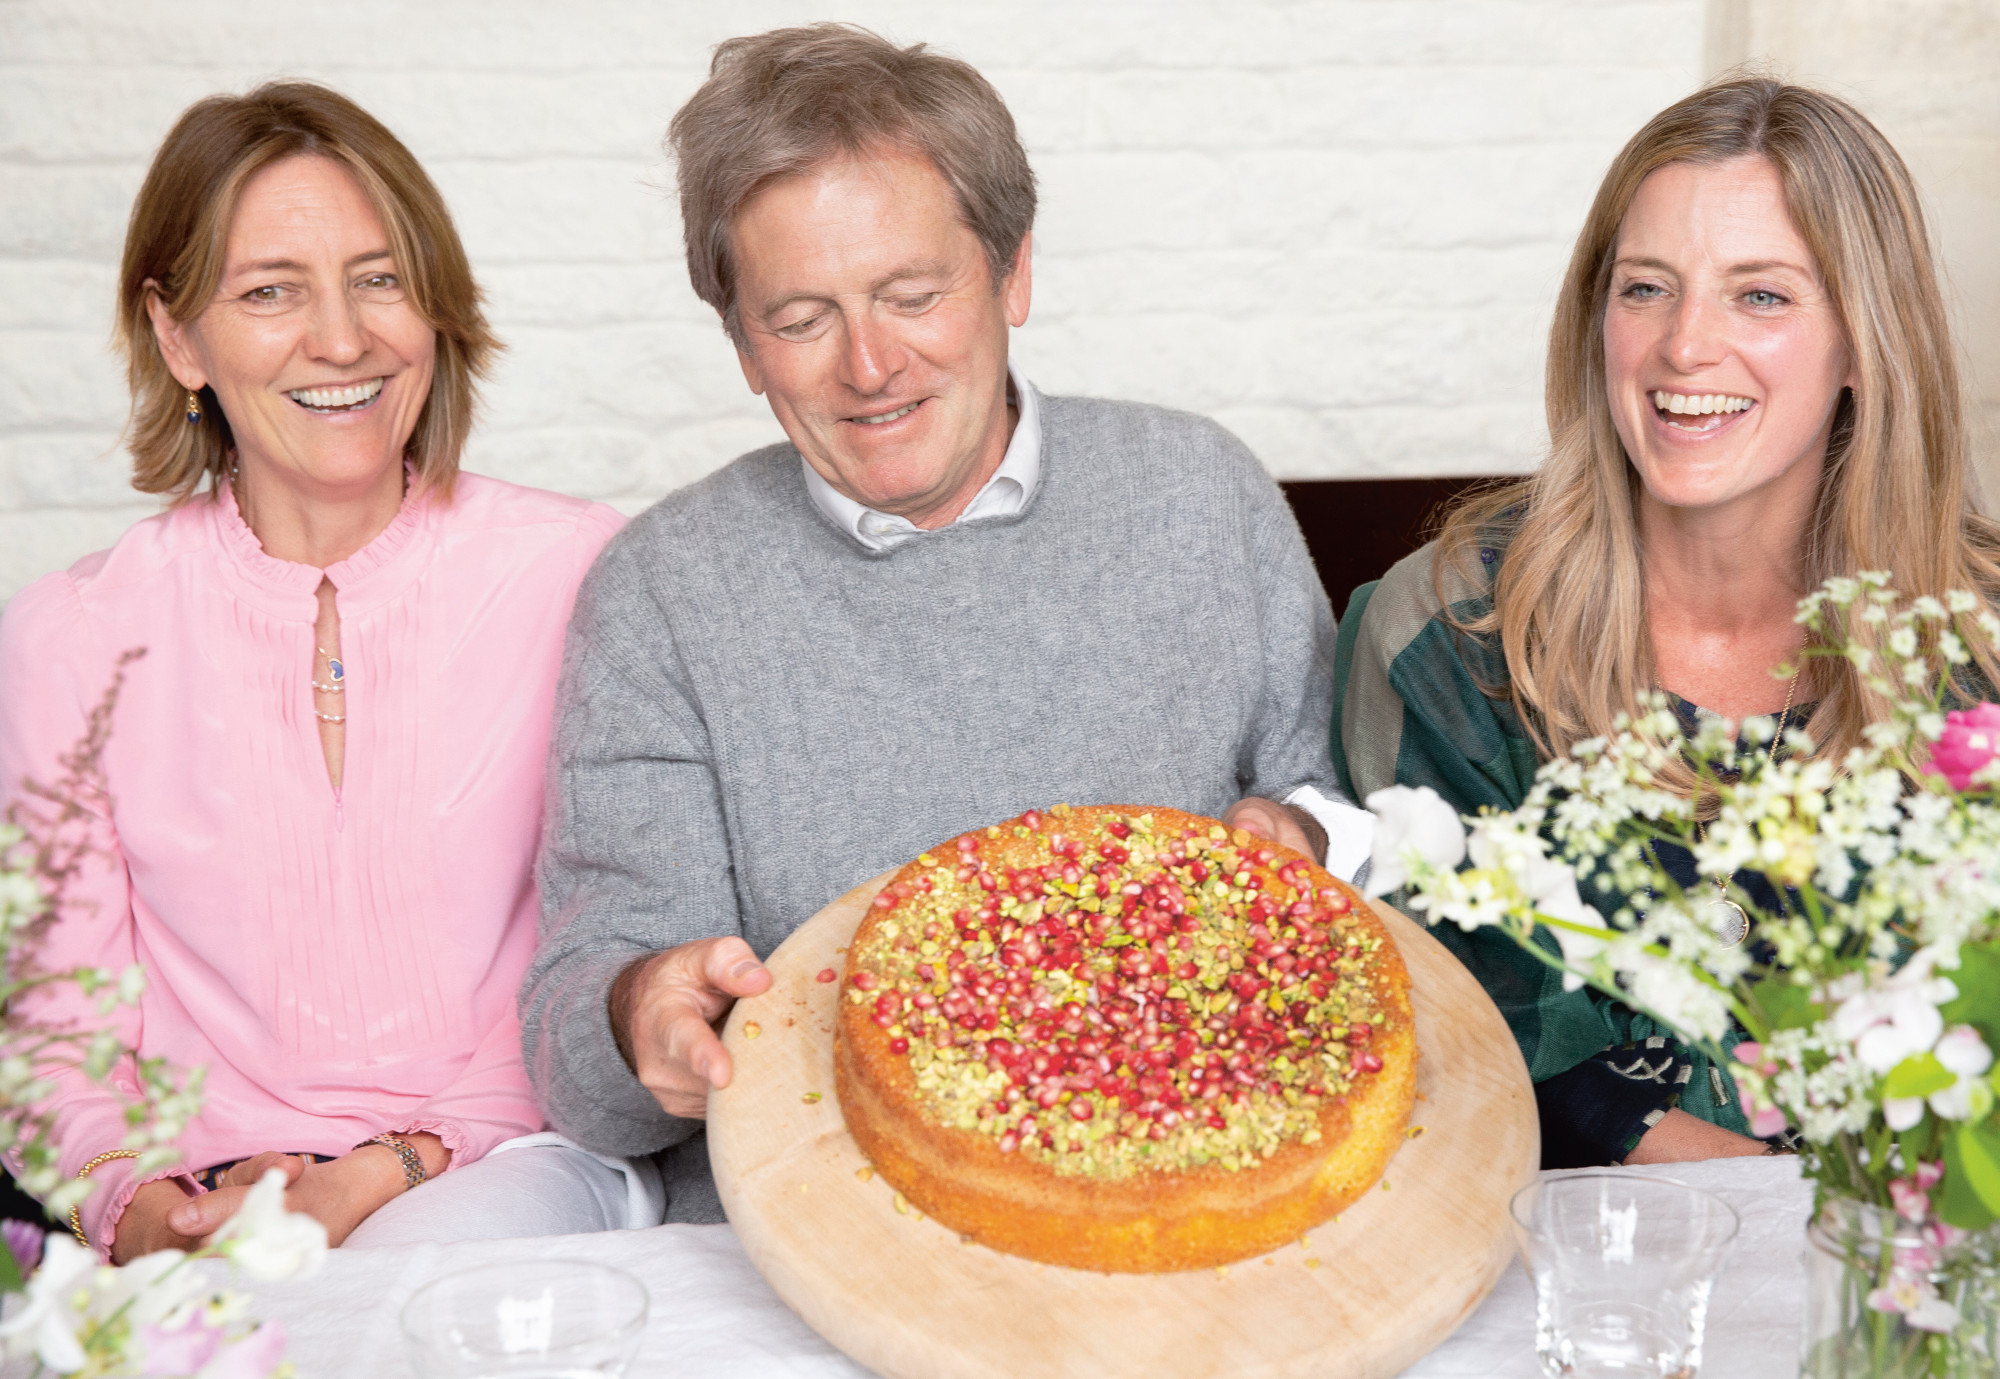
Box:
356 1133 427 1191
68 1149 142 1247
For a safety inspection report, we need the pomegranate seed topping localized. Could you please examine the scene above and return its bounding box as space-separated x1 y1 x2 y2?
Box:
1070 1099 1095 1122
1108 820 1131 838
977 872 998 892
1352 1051 1384 1074
889 1036 910 1055
1347 1022 1374 1042
1206 1112 1228 1130
998 1131 1020 1154
816 967 837 983
851 972 878 991
1022 809 1043 830
872 892 896 910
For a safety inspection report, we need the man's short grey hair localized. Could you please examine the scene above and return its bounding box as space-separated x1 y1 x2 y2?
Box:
668 23 1037 346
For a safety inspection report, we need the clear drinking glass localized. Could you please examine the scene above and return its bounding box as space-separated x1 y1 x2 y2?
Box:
400 1260 649 1378
1510 1173 1740 1378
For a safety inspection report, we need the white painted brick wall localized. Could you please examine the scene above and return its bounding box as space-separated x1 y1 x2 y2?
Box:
2 0 1716 598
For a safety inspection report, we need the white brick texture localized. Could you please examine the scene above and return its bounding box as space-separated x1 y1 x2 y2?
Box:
6 0 1977 600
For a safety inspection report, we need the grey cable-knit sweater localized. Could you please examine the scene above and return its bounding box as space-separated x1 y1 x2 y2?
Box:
521 391 1343 1216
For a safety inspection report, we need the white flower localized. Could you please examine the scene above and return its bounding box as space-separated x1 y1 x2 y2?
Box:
210 1169 326 1283
0 1232 98 1372
1884 1097 1926 1132
1927 1025 1995 1122
1612 939 1732 1043
1828 953 1957 1073
1363 786 1466 896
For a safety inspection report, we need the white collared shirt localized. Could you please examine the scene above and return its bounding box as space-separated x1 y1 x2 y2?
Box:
801 359 1042 553
796 360 1373 881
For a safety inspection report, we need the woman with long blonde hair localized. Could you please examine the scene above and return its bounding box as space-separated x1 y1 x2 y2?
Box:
1332 77 2000 1168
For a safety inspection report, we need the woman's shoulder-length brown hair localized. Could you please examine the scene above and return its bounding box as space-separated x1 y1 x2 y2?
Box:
117 81 498 503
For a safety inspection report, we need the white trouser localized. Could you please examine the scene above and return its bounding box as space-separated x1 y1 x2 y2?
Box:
342 1133 665 1250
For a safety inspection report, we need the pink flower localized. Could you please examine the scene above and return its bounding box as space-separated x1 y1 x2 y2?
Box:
1922 702 2000 791
140 1315 224 1375
1736 1084 1787 1138
1 1220 43 1279
1889 1177 1931 1224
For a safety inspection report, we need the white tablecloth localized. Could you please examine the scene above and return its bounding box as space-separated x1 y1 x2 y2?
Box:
240 1157 1813 1378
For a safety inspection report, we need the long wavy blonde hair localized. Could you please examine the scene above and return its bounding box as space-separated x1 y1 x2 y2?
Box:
1435 77 2000 788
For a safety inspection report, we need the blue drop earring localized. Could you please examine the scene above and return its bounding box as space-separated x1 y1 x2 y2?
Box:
184 388 202 424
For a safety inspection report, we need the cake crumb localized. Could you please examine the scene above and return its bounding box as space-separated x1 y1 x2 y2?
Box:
1407 1125 1426 1139
1305 1258 1320 1269
1215 1266 1228 1279
743 1022 761 1039
1381 1179 1391 1191
802 1092 822 1104
893 1192 911 1215
960 1234 974 1245
1298 1235 1311 1250
1262 1257 1275 1267
855 1166 874 1183
799 1183 808 1194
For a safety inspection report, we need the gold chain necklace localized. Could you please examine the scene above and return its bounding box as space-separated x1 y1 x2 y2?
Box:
1704 668 1799 947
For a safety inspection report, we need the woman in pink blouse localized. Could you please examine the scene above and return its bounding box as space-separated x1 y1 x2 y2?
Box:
0 83 625 1260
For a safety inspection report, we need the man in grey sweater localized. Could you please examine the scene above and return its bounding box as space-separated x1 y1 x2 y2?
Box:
521 24 1373 1220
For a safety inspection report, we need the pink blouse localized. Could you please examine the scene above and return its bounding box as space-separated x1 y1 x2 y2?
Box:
0 474 623 1252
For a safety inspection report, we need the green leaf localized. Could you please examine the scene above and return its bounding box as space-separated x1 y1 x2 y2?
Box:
1940 941 2000 1037
1942 1121 2000 1230
1883 1053 1955 1100
0 1242 21 1296
1744 975 1819 1037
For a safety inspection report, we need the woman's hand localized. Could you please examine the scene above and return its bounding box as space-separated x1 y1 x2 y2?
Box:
1623 1108 1769 1164
116 1134 452 1256
110 1177 208 1263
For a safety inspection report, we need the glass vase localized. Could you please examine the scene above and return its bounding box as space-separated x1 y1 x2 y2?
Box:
1801 1198 2000 1378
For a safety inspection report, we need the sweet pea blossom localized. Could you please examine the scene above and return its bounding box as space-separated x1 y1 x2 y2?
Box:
211 1168 327 1282
1922 702 2000 791
0 1232 98 1372
139 1313 289 1379
1363 786 1466 897
1826 953 1957 1073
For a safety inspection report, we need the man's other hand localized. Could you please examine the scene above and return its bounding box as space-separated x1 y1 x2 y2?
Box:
1222 796 1326 863
610 937 773 1119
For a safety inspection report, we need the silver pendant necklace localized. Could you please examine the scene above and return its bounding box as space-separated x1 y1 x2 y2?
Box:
1703 668 1798 947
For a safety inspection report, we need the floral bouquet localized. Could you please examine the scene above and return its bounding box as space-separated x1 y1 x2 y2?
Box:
1366 573 2000 1377
0 655 325 1377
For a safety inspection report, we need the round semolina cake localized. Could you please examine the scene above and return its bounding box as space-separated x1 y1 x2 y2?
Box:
833 803 1416 1273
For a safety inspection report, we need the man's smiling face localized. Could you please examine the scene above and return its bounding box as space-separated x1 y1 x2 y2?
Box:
729 148 1031 528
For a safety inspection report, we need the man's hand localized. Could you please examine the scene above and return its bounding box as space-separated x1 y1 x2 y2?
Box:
1222 796 1326 863
610 936 773 1119
1623 1108 1769 1165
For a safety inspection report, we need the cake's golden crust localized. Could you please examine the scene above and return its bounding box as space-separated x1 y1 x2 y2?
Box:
835 805 1416 1273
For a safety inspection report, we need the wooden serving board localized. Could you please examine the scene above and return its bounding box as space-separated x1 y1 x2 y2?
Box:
709 870 1538 1379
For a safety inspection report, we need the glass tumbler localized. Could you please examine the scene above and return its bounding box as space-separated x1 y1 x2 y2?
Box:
400 1259 649 1378
1510 1172 1740 1378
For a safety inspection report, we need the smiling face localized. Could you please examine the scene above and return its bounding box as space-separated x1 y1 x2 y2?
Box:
729 149 1031 527
149 154 436 507
1604 155 1855 516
